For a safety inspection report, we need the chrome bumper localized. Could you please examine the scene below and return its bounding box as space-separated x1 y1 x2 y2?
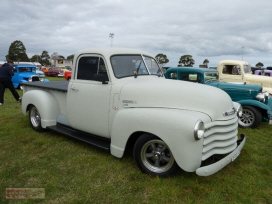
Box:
196 134 246 176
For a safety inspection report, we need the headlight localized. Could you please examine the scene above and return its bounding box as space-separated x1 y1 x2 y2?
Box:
194 120 205 140
40 78 44 82
236 105 243 117
256 92 269 102
28 78 32 82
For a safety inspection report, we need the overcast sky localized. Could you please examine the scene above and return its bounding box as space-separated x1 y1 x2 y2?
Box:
1 0 272 67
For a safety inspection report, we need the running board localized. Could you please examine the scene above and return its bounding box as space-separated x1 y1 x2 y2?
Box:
47 123 110 152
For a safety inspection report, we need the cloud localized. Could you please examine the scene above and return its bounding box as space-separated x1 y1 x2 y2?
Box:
0 0 272 67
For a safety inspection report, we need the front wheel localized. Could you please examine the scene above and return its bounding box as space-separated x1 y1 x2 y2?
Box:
29 105 45 132
238 105 262 128
133 133 179 177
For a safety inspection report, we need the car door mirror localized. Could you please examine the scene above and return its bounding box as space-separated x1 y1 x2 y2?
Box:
93 74 108 84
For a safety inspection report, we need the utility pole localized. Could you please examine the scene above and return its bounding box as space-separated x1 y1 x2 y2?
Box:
109 33 114 47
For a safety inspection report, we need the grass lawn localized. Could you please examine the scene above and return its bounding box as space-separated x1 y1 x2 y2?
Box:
0 77 271 203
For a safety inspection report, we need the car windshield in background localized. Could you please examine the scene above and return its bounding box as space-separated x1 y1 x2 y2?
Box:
204 72 219 82
18 67 36 73
243 65 251 73
111 55 162 78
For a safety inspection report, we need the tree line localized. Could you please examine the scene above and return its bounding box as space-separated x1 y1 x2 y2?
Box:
155 53 208 67
155 53 265 68
5 40 264 68
5 40 74 66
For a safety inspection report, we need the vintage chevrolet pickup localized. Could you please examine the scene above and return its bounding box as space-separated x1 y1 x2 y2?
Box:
165 67 272 128
21 48 245 177
217 60 272 94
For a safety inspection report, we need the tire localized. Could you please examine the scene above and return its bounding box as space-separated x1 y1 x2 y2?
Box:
29 105 45 132
238 105 262 128
133 133 179 177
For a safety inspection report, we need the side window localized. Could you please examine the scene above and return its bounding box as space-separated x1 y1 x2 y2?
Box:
180 73 190 81
77 57 99 80
232 66 239 74
188 74 199 82
180 73 199 82
223 65 240 75
77 57 108 81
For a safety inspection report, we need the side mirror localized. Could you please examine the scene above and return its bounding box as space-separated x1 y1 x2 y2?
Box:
93 74 108 84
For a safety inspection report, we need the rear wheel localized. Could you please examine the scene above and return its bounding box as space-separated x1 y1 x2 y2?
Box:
29 105 45 132
133 133 179 177
238 105 262 128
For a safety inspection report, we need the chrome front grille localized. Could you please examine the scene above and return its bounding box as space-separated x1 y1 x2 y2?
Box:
202 117 238 161
31 76 40 81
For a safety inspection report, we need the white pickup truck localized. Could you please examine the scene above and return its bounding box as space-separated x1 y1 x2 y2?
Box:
21 48 246 177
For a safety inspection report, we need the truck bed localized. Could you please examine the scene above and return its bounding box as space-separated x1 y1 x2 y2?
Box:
21 81 69 92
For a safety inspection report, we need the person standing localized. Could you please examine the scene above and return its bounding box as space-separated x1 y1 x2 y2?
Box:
0 60 21 105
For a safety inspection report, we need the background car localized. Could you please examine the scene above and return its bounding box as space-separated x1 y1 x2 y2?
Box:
11 64 49 89
165 67 272 128
36 67 45 77
45 67 64 77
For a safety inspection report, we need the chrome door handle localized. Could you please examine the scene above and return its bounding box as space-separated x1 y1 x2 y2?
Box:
71 87 78 91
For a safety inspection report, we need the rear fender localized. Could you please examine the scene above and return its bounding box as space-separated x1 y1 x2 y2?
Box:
22 90 61 128
110 108 211 172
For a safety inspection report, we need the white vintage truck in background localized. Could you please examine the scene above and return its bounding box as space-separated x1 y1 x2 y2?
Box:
217 60 272 94
21 48 246 177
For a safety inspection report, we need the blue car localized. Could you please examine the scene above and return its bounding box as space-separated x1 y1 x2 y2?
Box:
36 67 45 78
11 64 49 89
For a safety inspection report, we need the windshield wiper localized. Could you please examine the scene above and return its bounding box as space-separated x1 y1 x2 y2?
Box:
134 61 142 78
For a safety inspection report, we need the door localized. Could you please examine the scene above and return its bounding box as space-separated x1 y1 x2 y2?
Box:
67 55 111 138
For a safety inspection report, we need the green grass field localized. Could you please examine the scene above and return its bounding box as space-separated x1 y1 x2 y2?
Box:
0 77 271 203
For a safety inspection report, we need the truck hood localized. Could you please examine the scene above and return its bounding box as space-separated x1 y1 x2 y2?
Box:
119 77 236 121
207 81 262 101
245 73 272 83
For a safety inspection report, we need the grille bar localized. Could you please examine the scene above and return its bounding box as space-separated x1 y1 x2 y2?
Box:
202 117 239 161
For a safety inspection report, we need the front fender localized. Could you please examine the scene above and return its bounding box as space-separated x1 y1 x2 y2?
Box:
110 108 211 172
237 99 272 113
22 90 61 128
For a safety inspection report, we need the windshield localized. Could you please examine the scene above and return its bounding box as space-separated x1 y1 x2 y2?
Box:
111 55 162 78
18 67 36 73
204 72 219 82
243 65 251 73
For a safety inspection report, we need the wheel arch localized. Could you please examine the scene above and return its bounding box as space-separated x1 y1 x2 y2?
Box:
237 99 271 118
22 90 61 128
110 108 210 172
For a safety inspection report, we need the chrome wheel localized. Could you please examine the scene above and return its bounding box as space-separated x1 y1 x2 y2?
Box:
30 106 41 128
239 109 255 127
238 106 262 128
134 134 178 177
141 139 175 173
29 105 45 132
